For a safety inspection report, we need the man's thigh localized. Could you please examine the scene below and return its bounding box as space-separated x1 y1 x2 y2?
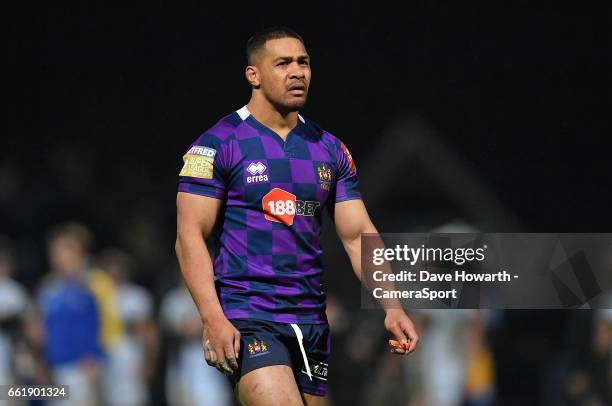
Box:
236 365 303 406
302 393 328 406
229 319 331 403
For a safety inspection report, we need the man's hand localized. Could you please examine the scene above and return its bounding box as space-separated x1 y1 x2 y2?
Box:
202 314 241 375
384 308 419 355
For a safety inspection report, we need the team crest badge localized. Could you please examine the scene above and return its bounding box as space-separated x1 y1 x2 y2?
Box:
317 163 332 191
317 164 332 182
248 339 270 357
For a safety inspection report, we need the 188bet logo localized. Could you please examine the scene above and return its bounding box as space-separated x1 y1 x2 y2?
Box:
262 188 320 226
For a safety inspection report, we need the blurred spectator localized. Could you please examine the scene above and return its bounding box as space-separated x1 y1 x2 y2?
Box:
462 312 496 406
36 222 105 405
544 309 612 406
591 309 612 405
160 284 233 406
414 309 473 406
96 249 159 406
338 309 392 406
398 309 496 406
562 308 612 406
0 236 29 386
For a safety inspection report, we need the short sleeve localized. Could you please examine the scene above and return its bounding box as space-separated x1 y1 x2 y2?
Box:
178 133 229 199
334 139 361 203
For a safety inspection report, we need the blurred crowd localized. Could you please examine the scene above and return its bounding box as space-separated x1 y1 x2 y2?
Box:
0 223 610 406
0 223 232 406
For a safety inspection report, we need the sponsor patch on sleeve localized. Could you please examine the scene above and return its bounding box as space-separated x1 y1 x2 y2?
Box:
340 143 356 173
179 146 217 179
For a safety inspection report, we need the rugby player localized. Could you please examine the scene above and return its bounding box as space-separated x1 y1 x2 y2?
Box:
175 27 419 406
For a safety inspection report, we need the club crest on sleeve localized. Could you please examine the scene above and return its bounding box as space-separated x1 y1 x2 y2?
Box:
179 146 217 179
248 339 270 357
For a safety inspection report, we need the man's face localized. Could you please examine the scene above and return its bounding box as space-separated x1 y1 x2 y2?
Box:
48 236 86 275
251 37 311 111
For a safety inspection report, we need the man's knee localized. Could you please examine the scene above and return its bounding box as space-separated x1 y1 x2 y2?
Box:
237 365 303 406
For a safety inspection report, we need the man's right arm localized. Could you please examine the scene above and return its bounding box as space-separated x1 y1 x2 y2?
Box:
175 191 240 374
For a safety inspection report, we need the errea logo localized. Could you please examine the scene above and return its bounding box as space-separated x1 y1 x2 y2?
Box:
246 161 269 183
247 162 266 175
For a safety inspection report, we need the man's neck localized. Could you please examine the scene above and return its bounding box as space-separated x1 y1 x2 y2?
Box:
246 95 298 139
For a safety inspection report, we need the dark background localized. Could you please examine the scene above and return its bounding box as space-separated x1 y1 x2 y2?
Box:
3 4 610 405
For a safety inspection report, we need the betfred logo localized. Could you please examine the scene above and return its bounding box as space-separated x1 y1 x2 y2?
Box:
187 146 216 158
262 188 321 226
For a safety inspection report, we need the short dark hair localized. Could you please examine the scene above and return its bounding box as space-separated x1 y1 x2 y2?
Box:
246 26 305 64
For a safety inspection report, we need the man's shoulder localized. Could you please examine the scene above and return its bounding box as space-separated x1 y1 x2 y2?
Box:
300 115 339 145
200 110 244 142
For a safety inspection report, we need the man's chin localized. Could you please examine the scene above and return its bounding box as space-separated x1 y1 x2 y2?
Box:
282 97 307 112
287 97 306 111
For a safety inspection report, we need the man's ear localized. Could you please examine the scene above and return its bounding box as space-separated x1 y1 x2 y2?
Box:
245 65 260 88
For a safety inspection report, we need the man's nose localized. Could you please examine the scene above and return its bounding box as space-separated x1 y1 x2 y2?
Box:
289 63 305 78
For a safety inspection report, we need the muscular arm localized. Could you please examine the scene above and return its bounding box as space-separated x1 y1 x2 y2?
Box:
334 199 419 354
175 192 240 373
334 199 398 302
175 192 224 321
333 199 377 282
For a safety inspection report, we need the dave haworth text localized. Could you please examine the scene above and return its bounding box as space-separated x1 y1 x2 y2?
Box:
370 270 516 301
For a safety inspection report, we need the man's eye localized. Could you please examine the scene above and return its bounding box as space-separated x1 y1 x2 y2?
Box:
277 61 288 66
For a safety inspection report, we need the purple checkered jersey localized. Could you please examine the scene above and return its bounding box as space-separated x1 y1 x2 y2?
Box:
178 106 361 324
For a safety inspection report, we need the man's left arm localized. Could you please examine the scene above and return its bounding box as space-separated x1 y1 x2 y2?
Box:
334 199 419 354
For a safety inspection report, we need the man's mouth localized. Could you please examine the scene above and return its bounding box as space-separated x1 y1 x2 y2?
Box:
288 83 306 95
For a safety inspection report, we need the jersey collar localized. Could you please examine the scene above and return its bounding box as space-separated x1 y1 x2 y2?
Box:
236 105 305 124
